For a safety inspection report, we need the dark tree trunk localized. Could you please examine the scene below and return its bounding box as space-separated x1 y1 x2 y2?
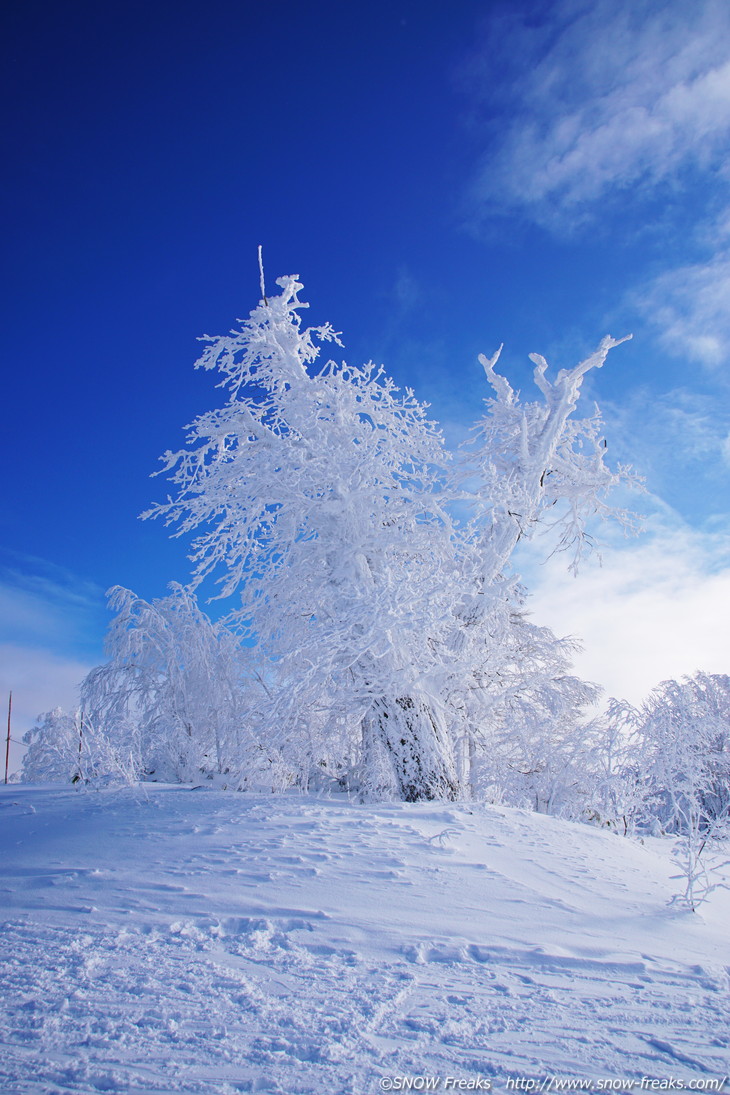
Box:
361 694 459 801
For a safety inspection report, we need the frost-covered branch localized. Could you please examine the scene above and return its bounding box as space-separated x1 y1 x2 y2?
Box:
463 334 638 583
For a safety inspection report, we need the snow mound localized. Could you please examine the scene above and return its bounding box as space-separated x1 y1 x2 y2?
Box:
1 785 728 1093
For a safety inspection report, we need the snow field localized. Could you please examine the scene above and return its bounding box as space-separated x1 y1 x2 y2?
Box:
0 785 728 1094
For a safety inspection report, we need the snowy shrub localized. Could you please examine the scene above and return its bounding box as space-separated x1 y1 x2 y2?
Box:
614 673 730 836
447 595 602 814
583 698 651 835
22 707 84 783
80 584 258 785
604 673 730 908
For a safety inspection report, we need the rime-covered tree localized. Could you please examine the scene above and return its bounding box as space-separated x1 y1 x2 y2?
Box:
613 672 730 834
81 584 254 784
147 276 460 800
146 273 634 801
441 337 637 792
454 337 636 611
22 707 84 783
606 672 730 908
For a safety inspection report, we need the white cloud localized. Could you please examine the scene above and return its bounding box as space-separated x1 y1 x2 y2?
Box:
600 384 730 495
461 0 730 404
0 555 106 776
468 0 730 224
0 644 92 776
518 519 730 706
638 248 730 370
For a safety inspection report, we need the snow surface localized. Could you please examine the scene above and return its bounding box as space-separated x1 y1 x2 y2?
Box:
1 784 729 1094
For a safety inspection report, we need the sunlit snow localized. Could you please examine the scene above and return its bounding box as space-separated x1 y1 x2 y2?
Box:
1 785 728 1093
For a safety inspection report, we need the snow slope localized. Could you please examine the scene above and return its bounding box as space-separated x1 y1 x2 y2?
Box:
1 784 728 1094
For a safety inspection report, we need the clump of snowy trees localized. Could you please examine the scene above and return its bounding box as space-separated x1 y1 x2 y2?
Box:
594 672 730 908
21 274 729 858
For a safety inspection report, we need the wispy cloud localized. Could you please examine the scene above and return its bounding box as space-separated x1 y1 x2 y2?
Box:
392 267 422 313
0 552 107 772
519 516 730 706
601 385 730 495
638 247 730 371
0 550 107 658
466 0 730 226
462 0 730 384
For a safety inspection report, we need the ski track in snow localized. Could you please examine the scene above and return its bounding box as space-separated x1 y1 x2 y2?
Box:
0 786 729 1094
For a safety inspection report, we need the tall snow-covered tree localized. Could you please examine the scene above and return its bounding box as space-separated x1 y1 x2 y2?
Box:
147 273 635 801
441 337 638 792
453 336 637 638
147 276 460 800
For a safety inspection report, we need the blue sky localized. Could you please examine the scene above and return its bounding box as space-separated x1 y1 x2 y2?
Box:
2 0 730 758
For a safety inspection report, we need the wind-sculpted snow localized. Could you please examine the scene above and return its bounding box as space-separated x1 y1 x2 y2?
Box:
1 786 728 1093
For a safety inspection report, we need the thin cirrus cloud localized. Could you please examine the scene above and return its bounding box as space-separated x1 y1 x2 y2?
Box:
0 554 106 655
0 554 107 770
601 385 730 491
464 0 730 490
467 0 730 223
637 248 730 372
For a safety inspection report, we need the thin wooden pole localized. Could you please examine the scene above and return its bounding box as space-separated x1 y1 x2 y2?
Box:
5 691 11 785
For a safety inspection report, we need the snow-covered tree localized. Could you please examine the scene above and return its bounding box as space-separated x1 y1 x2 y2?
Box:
146 276 462 801
607 672 730 908
583 697 649 835
80 584 255 784
22 707 85 783
144 273 635 801
463 338 637 578
448 595 601 813
438 340 638 799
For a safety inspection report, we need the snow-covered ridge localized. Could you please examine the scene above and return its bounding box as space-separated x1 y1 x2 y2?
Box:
1 786 728 1093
